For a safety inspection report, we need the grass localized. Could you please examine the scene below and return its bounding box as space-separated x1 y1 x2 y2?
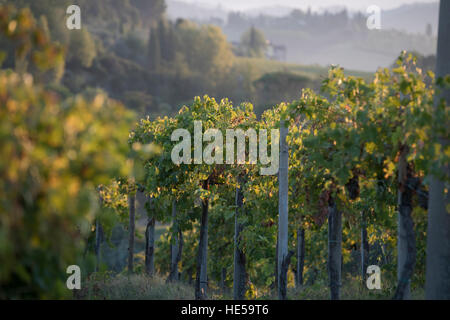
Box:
234 57 373 82
77 273 425 300
290 279 425 300
77 273 194 300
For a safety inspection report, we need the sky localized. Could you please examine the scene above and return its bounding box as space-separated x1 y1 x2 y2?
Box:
177 0 438 12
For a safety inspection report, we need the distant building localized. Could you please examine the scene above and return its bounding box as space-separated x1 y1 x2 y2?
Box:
265 41 287 61
230 40 287 61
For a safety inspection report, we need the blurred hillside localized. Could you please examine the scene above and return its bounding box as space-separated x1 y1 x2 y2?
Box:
0 0 369 118
0 0 437 117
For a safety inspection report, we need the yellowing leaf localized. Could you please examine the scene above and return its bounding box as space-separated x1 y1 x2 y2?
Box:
383 160 396 178
365 142 377 155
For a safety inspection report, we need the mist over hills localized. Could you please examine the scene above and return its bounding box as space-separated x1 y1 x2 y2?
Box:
166 0 228 21
167 0 438 71
382 2 439 34
167 0 439 33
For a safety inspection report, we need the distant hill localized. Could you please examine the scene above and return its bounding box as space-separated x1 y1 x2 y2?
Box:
241 5 295 17
167 1 439 35
166 0 227 22
382 2 439 35
166 1 439 72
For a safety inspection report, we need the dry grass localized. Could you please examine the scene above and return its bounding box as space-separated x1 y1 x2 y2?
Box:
76 273 425 300
288 276 425 300
77 273 194 300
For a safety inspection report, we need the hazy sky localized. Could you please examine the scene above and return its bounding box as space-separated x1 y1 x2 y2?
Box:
178 0 438 12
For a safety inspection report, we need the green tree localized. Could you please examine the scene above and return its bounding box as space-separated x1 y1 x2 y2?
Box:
174 21 234 79
240 27 267 58
131 0 166 28
148 25 161 72
0 76 135 298
67 29 97 68
0 5 135 298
